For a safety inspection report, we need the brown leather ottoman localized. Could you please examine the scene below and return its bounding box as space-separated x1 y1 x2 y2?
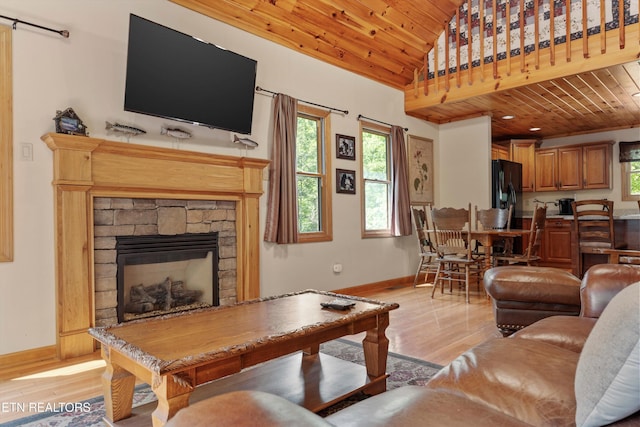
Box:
484 266 581 336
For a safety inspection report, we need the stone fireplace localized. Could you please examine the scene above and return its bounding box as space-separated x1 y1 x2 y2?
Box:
93 198 238 326
42 133 269 359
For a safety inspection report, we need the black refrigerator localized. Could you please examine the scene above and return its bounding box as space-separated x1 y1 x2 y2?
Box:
491 160 522 229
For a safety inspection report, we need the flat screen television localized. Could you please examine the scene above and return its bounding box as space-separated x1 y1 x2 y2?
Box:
124 14 257 134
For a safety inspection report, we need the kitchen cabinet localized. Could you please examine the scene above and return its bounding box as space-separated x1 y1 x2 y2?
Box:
582 142 612 189
535 146 582 191
491 144 510 160
533 141 612 192
543 218 574 270
521 217 574 272
509 140 537 192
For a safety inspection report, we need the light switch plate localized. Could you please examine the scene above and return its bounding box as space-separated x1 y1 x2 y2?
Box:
20 142 33 161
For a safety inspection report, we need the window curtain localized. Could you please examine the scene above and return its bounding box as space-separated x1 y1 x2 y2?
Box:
264 94 299 244
390 125 412 236
619 141 640 162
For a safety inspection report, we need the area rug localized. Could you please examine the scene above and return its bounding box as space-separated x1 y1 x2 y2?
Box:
0 339 442 427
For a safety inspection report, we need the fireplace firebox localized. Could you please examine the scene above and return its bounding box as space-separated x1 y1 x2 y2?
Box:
116 233 219 322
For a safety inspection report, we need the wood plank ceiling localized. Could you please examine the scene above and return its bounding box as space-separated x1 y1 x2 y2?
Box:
171 0 640 141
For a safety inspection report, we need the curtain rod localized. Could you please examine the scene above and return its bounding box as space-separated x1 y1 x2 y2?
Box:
0 15 69 38
256 86 348 115
357 114 408 131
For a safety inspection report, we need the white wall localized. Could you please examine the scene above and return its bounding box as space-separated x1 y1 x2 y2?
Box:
437 116 492 208
0 0 439 354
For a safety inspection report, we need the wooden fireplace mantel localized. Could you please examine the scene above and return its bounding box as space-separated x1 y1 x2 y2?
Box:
42 132 269 359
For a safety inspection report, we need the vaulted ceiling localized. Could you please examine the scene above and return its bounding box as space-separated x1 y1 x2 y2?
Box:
171 0 640 141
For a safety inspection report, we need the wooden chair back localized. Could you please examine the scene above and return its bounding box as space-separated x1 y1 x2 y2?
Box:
411 205 435 254
430 204 472 258
525 204 547 258
492 204 546 266
475 205 512 230
571 200 615 251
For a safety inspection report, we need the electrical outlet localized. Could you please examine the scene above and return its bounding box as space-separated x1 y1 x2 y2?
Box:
332 263 343 273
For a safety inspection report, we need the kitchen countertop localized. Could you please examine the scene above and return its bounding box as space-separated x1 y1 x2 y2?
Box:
520 211 640 220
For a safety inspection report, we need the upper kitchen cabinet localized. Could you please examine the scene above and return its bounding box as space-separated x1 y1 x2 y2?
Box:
509 139 538 192
491 144 510 160
535 146 582 191
534 141 612 192
582 142 613 189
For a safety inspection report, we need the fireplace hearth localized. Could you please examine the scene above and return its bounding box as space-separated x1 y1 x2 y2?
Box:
116 233 219 322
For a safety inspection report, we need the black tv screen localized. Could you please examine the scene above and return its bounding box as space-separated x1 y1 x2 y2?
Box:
124 15 257 134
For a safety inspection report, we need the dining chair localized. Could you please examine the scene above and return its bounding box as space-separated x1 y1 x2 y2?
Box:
571 199 622 277
411 205 439 287
474 205 512 257
430 203 484 303
493 204 547 267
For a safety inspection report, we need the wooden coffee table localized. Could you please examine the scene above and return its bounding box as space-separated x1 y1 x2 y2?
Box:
89 290 399 427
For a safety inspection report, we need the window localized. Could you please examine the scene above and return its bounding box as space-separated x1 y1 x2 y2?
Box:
295 105 332 242
361 123 391 237
622 161 640 201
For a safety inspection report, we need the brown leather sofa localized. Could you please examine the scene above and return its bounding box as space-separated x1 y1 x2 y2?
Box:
166 264 640 427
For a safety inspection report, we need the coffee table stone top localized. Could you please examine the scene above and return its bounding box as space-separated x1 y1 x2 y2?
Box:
88 289 399 375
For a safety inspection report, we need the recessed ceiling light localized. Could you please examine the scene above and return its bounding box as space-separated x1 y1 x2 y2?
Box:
633 91 640 97
501 115 515 120
529 127 541 131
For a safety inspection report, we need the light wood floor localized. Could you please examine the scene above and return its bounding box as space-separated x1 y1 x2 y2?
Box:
0 282 500 423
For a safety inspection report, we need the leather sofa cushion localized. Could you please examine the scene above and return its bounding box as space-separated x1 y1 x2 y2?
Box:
485 266 581 305
165 390 331 427
325 385 530 427
512 315 597 353
580 265 640 318
426 338 579 426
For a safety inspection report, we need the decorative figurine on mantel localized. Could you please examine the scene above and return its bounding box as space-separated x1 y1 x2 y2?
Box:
233 134 259 148
105 121 146 142
160 126 192 140
53 107 88 136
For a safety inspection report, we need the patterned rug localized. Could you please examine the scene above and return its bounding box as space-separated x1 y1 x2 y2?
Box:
0 339 442 426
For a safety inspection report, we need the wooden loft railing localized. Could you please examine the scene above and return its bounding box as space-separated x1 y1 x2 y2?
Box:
407 0 640 107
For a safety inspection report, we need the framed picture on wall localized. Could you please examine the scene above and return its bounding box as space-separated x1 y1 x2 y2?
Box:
336 134 356 160
407 135 434 204
336 169 356 194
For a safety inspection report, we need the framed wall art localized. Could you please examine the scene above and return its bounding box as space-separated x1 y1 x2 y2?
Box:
336 134 356 160
336 169 356 194
407 135 434 204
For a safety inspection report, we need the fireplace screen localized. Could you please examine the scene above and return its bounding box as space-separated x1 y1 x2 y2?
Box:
116 233 219 322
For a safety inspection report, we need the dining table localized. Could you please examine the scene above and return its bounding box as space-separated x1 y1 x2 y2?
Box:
469 228 531 270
